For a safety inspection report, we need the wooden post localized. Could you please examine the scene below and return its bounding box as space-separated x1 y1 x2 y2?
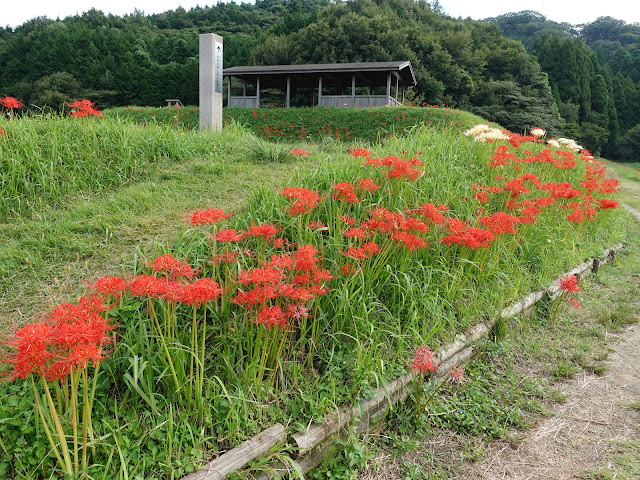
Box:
285 75 291 108
318 76 323 106
386 72 391 105
352 74 356 105
242 80 246 97
256 76 260 108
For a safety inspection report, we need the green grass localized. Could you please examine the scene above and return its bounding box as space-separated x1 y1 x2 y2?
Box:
0 109 628 479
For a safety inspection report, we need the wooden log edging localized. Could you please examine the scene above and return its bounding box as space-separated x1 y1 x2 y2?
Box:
187 242 625 480
183 424 285 480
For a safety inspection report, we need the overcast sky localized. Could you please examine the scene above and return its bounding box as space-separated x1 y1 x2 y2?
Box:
2 0 639 29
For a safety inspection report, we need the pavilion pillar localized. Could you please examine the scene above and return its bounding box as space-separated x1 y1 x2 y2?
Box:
285 75 291 108
352 74 356 105
395 76 399 103
256 76 260 108
227 76 231 106
402 84 405 104
386 72 391 106
318 76 323 106
243 81 246 97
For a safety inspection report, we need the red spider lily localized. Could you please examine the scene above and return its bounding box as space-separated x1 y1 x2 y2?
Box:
408 203 448 225
539 182 582 199
307 220 326 230
234 286 278 307
477 212 520 235
190 207 232 226
255 305 288 329
381 156 422 180
569 299 581 309
341 242 380 260
332 182 359 204
128 275 164 297
214 251 240 264
150 254 197 279
411 345 436 374
598 199 619 209
0 125 5 136
340 263 359 276
281 187 321 215
294 244 321 272
447 365 466 383
599 179 619 194
350 147 371 158
214 228 244 242
237 266 283 286
67 99 102 117
247 222 280 239
356 178 379 192
0 96 24 110
442 226 495 250
4 322 53 379
92 275 128 298
343 227 369 240
181 278 222 307
392 232 427 251
290 148 309 156
559 275 581 293
287 303 310 320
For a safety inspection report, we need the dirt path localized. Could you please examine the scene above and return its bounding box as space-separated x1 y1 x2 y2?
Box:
457 325 640 479
454 167 640 479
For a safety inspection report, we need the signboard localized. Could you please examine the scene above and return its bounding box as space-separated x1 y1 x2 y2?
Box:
215 41 223 94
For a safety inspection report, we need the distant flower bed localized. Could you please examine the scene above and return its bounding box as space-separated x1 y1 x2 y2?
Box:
106 105 493 143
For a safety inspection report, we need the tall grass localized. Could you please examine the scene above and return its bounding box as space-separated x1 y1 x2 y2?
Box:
0 114 217 221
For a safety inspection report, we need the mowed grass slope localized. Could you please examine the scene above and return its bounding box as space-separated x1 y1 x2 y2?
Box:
0 117 320 326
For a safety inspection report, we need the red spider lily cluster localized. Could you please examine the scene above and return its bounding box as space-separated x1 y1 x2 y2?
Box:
225 106 467 143
67 99 103 118
3 295 115 381
234 244 331 328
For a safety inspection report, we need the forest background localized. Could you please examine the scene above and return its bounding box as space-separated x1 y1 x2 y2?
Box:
1 0 639 160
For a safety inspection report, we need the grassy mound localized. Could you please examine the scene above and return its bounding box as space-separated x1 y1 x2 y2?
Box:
106 105 497 143
0 110 625 479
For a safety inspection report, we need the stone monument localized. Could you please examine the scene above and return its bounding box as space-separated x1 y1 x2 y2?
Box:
199 33 223 131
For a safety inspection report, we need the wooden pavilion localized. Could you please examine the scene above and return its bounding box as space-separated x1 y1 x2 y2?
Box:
223 61 416 108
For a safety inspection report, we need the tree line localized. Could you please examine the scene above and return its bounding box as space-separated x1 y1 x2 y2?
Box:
0 0 638 160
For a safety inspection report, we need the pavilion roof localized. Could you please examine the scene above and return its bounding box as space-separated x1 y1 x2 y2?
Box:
223 61 416 87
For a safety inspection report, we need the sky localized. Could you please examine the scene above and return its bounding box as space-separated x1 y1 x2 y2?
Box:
436 0 639 25
2 0 639 29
